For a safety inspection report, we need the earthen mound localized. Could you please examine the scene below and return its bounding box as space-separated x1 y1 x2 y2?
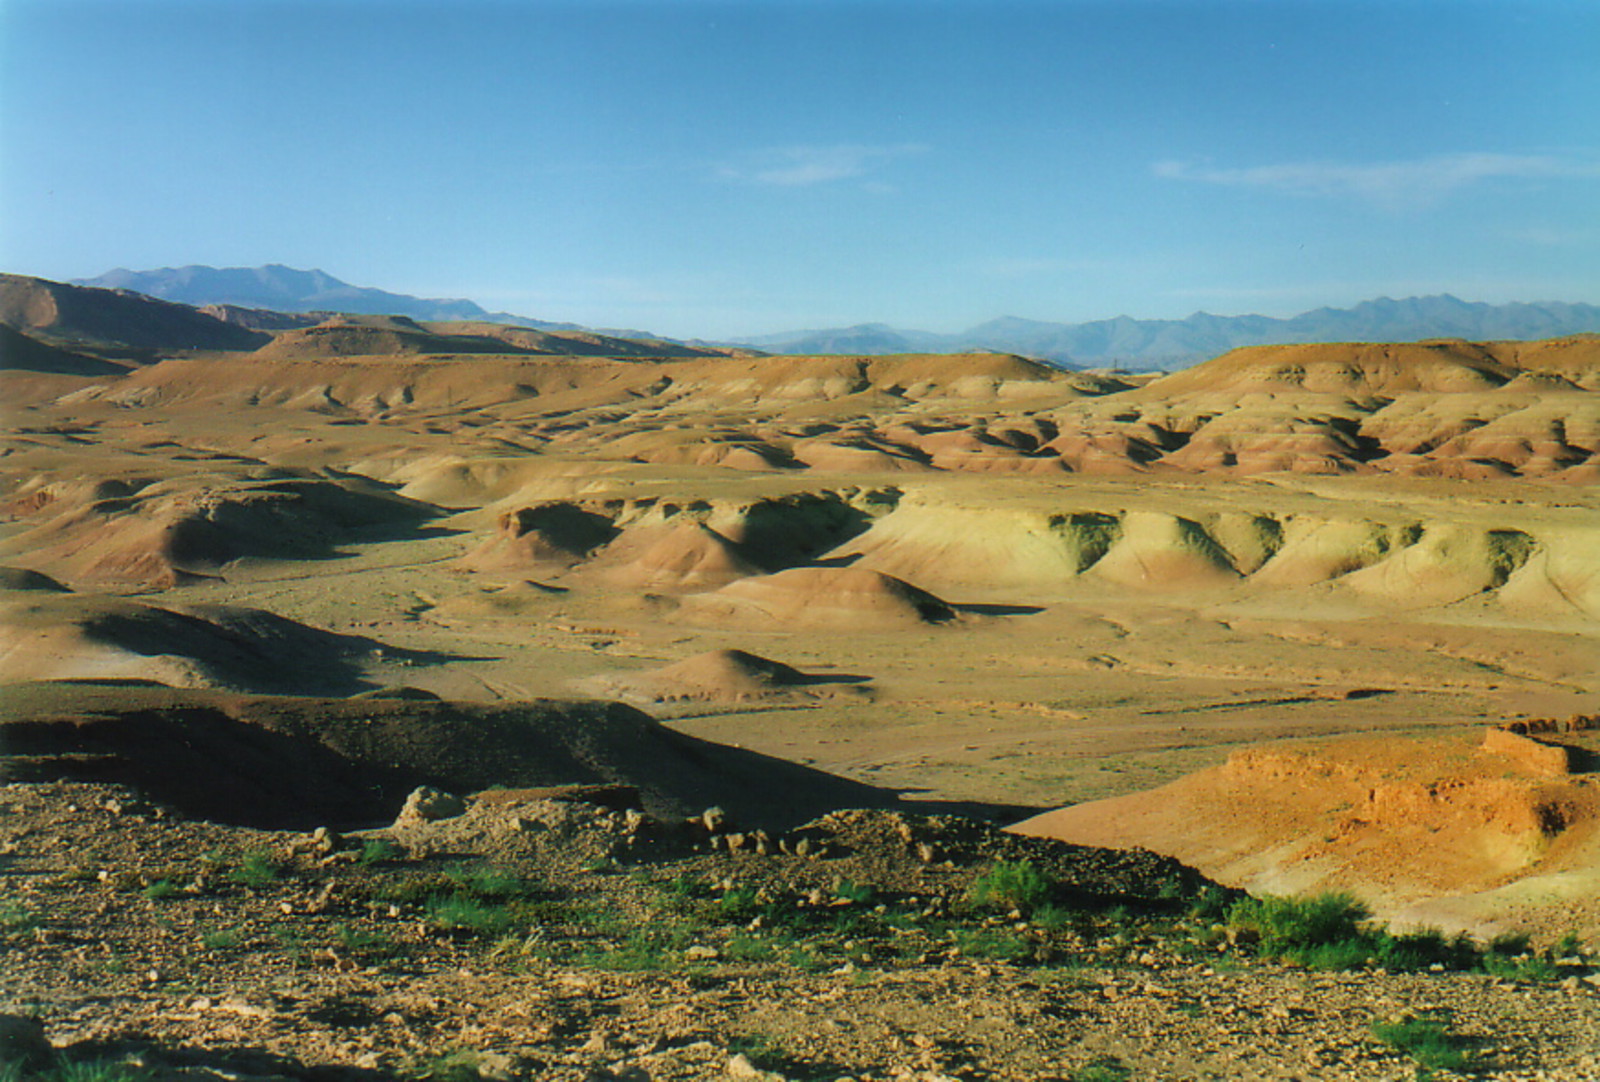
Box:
688 566 958 630
457 501 619 572
580 648 871 710
0 567 70 592
604 522 766 589
1142 341 1520 397
2 471 437 589
1338 524 1535 608
1086 510 1241 590
0 594 379 694
249 314 528 359
1012 730 1600 938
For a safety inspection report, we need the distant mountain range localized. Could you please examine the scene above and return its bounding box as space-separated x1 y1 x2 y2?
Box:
743 297 1600 369
74 265 1599 370
74 265 668 340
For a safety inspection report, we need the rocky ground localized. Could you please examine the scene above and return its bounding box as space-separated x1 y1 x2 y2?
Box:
4 782 1599 1081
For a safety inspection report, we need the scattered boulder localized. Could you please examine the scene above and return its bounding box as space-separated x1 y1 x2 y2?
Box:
395 786 467 826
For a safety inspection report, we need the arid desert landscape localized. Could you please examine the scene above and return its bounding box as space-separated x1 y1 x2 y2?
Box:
3 272 1600 1080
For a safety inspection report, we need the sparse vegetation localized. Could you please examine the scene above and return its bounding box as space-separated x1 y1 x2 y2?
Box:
1067 1057 1133 1082
0 899 43 934
358 837 404 865
404 1049 491 1082
0 1060 153 1082
227 850 283 889
1225 890 1370 958
967 859 1054 915
1223 890 1571 979
952 926 1035 962
141 877 182 902
198 926 242 951
1371 1014 1477 1073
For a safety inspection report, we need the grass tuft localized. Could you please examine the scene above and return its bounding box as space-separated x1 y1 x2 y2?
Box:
1371 1015 1476 1073
967 860 1054 915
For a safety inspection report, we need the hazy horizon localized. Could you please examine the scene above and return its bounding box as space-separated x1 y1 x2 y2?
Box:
3 0 1596 340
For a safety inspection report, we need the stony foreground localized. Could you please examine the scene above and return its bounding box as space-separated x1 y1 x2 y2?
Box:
4 782 1600 1081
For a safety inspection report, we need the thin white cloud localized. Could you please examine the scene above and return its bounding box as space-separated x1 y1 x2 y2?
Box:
720 143 929 187
1153 153 1600 206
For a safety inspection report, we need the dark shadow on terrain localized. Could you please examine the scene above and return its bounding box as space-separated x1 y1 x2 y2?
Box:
0 684 913 832
956 602 1047 617
738 493 880 570
894 790 1051 826
47 1037 393 1082
788 671 873 687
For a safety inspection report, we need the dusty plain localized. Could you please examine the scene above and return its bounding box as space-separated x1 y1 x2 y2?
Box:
2 277 1599 1079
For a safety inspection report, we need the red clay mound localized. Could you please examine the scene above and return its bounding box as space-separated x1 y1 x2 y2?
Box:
1012 729 1600 938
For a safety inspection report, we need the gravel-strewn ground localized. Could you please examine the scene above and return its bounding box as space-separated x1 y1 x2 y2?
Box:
4 782 1599 1081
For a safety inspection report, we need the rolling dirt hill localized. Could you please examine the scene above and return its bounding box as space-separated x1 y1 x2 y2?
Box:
0 273 267 354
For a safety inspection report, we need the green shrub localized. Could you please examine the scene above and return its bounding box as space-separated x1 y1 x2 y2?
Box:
952 927 1034 962
574 929 684 971
834 878 874 905
425 894 516 936
198 927 242 951
406 1050 488 1082
358 838 403 865
718 887 761 921
1373 928 1474 972
334 923 393 954
228 851 281 889
142 878 182 902
443 864 537 900
1371 1015 1475 1072
1067 1056 1132 1082
1487 931 1530 956
0 900 43 931
1031 903 1075 931
1226 891 1369 957
724 934 778 963
0 1060 153 1082
967 860 1054 915
1480 951 1559 982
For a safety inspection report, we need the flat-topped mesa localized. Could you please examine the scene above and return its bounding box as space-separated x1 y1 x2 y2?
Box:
1481 715 1599 777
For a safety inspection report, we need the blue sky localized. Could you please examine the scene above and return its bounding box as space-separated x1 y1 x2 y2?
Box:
2 0 1596 338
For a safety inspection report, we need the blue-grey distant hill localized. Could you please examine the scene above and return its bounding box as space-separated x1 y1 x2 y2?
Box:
75 264 673 339
77 267 1598 371
741 296 1600 370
